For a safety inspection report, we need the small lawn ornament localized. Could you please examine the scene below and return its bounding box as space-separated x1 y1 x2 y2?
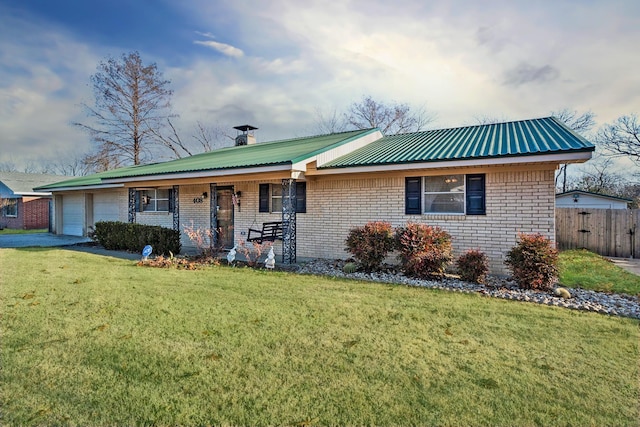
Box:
265 246 275 269
227 245 237 264
142 245 153 261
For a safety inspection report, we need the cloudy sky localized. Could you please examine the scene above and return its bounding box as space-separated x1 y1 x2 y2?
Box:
1 0 638 170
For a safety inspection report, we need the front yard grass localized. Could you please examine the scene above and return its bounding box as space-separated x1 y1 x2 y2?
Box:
559 249 640 295
1 248 638 426
0 228 48 235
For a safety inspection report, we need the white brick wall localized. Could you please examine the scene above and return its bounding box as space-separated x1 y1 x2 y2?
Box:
178 184 212 250
121 166 556 275
296 168 556 275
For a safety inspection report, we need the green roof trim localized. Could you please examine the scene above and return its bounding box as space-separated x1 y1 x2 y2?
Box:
320 117 595 169
34 164 152 190
36 129 375 190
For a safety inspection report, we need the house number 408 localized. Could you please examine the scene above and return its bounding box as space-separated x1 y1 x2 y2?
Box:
193 197 204 204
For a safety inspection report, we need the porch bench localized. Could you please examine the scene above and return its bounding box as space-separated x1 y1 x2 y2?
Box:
247 221 283 243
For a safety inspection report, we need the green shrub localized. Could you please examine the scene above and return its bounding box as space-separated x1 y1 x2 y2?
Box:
343 262 358 274
505 233 558 291
456 249 489 284
395 222 452 278
345 221 395 272
93 221 181 255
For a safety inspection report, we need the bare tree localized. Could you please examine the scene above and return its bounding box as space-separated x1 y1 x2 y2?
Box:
597 114 640 164
192 121 234 152
313 107 348 134
0 162 17 172
618 182 640 208
551 109 596 193
345 95 433 134
471 114 512 125
315 96 434 136
46 153 94 176
567 156 624 195
74 51 175 169
151 119 235 158
552 108 596 134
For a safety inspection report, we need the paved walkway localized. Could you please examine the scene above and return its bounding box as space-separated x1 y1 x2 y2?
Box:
609 257 640 276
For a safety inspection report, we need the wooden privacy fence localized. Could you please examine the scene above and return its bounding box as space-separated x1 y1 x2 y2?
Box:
556 208 639 258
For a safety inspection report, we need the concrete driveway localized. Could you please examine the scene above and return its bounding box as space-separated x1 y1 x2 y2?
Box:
0 232 141 260
0 233 92 248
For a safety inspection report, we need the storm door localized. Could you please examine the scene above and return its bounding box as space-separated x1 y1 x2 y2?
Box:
215 186 234 249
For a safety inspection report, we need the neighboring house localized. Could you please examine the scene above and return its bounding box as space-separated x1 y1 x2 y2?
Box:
556 190 631 209
0 172 63 230
36 117 594 274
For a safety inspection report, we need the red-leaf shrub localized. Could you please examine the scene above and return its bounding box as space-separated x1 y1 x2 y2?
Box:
345 221 395 272
456 249 489 284
395 222 453 278
505 233 558 291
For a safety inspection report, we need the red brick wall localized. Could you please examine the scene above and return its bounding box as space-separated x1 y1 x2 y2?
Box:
23 197 51 229
1 197 51 230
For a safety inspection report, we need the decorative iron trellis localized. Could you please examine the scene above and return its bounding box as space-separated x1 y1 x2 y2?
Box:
172 185 180 231
210 183 217 249
282 178 296 264
128 188 136 223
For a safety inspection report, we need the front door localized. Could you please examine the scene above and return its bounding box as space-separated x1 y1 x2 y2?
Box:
216 187 234 249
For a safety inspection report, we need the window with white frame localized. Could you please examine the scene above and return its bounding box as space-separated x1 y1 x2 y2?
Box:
138 188 171 212
405 174 485 215
424 174 465 214
259 182 306 214
271 184 283 213
2 198 18 217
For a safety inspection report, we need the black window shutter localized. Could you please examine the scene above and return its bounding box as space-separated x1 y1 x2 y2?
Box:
295 182 306 213
259 184 270 212
168 188 174 213
405 177 422 215
466 174 486 215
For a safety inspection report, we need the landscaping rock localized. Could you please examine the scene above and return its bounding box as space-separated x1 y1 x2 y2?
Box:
298 260 640 320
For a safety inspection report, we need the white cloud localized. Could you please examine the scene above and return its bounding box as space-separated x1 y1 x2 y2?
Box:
1 0 639 174
193 40 244 58
0 9 101 168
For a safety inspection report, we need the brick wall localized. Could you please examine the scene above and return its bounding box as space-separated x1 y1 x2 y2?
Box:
297 168 556 275
1 197 50 230
22 197 51 229
179 184 212 250
130 166 556 274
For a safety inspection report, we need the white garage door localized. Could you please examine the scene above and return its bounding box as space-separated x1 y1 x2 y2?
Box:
93 191 121 224
62 194 84 236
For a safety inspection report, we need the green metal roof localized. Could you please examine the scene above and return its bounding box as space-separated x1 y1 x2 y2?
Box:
34 164 158 190
37 129 376 190
320 117 595 169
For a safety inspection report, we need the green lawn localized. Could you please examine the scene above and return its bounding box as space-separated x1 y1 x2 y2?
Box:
559 249 640 295
0 228 48 235
1 248 638 426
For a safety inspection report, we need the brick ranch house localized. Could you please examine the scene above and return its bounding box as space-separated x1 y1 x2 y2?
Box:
36 117 594 274
0 172 62 230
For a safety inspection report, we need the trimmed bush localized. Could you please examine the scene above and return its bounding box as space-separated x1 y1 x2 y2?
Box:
456 249 489 284
395 222 452 278
505 233 558 291
343 262 358 274
93 221 181 255
345 221 395 272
